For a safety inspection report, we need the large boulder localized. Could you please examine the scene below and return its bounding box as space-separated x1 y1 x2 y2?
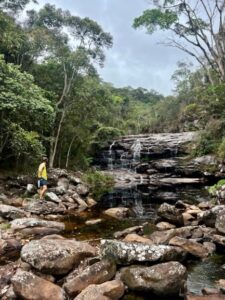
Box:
10 218 65 236
11 269 65 300
169 236 209 258
74 280 125 300
0 204 28 220
23 200 65 215
21 239 97 275
120 261 187 296
157 203 183 225
63 259 117 297
103 208 130 220
100 239 186 264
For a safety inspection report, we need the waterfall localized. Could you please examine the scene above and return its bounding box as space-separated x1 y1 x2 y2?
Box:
108 141 116 170
131 139 142 165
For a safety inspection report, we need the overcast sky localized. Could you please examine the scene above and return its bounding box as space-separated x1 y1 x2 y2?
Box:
28 0 191 96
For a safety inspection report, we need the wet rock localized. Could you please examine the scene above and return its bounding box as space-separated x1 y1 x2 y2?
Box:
158 203 183 225
21 238 97 275
123 233 153 245
24 200 65 215
75 184 89 196
100 239 186 265
63 259 117 297
103 208 130 220
156 222 176 231
113 225 144 239
169 236 209 258
11 269 65 300
74 280 125 300
0 204 28 220
85 219 103 225
26 184 37 194
10 218 65 236
45 192 61 203
120 261 187 296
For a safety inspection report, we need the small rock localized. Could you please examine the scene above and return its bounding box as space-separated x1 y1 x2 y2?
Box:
123 234 153 245
155 222 176 231
45 192 61 204
86 198 97 207
85 219 103 225
75 184 89 196
26 184 37 194
104 208 130 220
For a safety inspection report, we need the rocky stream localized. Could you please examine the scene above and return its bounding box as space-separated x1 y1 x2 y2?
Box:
1 132 225 299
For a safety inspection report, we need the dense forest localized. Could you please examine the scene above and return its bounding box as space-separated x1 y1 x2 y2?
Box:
1 0 225 171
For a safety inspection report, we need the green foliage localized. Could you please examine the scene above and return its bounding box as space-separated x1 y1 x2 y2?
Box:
9 124 44 161
94 127 122 144
82 169 114 201
192 132 219 157
0 56 54 164
133 8 178 33
208 180 225 196
217 138 225 160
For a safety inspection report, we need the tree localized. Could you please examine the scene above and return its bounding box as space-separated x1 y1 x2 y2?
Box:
133 0 225 83
0 56 54 163
0 0 37 14
26 4 113 167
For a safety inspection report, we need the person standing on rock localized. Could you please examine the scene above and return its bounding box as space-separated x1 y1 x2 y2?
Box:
37 156 48 200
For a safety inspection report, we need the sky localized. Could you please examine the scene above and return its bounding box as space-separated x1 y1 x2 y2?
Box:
27 0 191 96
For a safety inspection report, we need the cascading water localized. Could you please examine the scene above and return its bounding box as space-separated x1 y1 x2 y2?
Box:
131 138 142 163
108 141 116 170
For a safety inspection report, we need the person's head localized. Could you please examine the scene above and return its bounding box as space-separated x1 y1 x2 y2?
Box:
42 156 48 163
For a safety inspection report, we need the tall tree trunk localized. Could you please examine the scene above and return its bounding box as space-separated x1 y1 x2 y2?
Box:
49 110 65 168
65 135 76 169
